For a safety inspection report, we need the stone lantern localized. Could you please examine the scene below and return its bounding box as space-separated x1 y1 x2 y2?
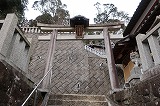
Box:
70 15 89 38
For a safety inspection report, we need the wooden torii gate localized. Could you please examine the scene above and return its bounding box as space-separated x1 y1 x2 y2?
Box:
39 21 124 91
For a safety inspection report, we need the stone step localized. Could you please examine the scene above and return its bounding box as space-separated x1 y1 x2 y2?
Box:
47 100 108 106
47 94 108 106
49 94 106 101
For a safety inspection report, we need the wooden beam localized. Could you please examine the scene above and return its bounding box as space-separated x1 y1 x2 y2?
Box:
38 34 123 41
37 22 124 28
37 22 124 32
130 0 158 34
142 22 160 42
40 25 122 32
149 15 160 30
16 26 30 46
103 28 119 90
41 29 57 91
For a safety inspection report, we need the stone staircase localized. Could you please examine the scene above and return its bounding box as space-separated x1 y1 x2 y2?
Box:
47 94 108 106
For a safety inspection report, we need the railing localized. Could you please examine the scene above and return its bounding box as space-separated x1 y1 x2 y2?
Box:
21 66 53 106
84 45 107 58
136 21 160 72
0 14 30 72
21 27 41 33
21 27 77 34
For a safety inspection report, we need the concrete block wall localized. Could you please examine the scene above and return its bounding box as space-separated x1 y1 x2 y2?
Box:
27 36 111 95
25 33 48 82
0 14 30 74
28 40 49 83
88 57 110 95
51 40 110 95
7 33 29 72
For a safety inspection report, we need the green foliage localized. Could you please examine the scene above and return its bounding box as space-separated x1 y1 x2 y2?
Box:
36 12 53 24
32 0 70 25
92 2 130 46
28 19 37 27
0 0 28 20
94 2 130 24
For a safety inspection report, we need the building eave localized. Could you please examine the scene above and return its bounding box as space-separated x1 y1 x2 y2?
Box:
123 0 159 36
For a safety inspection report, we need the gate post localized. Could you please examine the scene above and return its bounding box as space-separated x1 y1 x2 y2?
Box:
103 28 119 90
41 29 57 91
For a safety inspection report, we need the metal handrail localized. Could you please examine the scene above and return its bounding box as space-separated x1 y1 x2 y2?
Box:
21 66 53 106
84 45 106 56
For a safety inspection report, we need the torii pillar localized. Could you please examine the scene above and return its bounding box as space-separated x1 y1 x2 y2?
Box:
41 29 57 91
103 28 119 90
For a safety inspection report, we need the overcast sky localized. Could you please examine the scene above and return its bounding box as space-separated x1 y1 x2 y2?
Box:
25 0 141 23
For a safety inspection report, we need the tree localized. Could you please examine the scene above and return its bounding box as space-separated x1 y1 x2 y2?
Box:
86 2 130 46
0 0 28 20
32 0 70 25
36 12 53 24
94 2 130 24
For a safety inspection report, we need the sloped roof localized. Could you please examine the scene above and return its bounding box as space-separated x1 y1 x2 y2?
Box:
123 0 151 36
123 0 160 36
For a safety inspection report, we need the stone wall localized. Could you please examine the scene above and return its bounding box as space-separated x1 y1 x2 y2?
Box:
110 65 160 106
27 37 112 96
25 33 49 83
0 60 33 105
51 40 110 95
7 32 30 72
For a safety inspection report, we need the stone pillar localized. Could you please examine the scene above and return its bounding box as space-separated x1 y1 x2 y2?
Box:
127 52 141 86
148 35 160 65
136 34 154 71
41 30 57 92
103 28 119 90
0 13 18 57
